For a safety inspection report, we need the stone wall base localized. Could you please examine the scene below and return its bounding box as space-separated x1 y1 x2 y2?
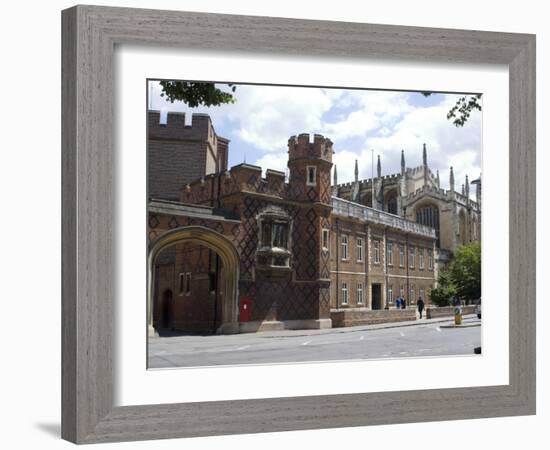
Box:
331 308 417 328
239 319 332 333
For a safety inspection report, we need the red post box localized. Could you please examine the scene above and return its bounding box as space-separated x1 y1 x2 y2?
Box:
239 297 252 322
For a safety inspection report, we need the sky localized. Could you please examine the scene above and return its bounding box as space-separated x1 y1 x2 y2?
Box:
148 81 481 196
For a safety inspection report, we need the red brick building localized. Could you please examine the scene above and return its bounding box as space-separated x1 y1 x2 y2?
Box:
147 111 436 335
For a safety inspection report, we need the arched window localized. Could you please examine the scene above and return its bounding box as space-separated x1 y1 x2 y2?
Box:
416 204 440 247
386 193 398 215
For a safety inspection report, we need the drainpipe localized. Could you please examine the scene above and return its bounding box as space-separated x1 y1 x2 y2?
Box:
366 223 370 309
336 219 340 309
384 227 388 308
406 234 410 307
212 253 220 333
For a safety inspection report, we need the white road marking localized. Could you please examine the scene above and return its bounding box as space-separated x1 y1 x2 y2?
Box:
359 336 365 341
236 345 250 351
436 327 442 332
400 331 405 337
302 341 312 346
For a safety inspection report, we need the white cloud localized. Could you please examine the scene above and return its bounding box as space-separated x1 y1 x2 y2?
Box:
226 85 335 152
150 82 481 197
254 152 289 176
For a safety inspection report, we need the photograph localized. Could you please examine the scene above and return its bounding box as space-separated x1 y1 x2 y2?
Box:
146 80 483 368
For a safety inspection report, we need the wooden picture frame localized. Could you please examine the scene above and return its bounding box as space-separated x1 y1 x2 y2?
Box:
62 5 536 444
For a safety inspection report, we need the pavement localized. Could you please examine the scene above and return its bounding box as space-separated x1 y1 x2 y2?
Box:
148 314 481 368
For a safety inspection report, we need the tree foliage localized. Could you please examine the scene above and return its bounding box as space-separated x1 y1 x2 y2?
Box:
421 92 482 127
159 81 236 107
430 270 457 307
450 241 481 302
431 242 481 306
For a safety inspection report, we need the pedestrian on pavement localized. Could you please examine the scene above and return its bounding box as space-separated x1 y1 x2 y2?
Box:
401 298 406 309
395 297 401 309
417 297 425 319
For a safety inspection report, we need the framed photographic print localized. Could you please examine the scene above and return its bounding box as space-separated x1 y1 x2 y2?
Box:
62 5 535 444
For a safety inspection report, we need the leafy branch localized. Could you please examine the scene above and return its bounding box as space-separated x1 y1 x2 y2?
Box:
421 92 482 127
159 81 236 107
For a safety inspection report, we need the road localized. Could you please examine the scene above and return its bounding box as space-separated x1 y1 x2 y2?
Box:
148 315 481 368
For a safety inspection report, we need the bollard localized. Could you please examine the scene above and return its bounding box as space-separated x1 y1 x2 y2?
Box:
454 305 462 325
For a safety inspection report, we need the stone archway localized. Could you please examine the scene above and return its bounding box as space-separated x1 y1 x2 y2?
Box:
148 226 240 335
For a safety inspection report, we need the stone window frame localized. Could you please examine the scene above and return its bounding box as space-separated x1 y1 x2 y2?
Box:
306 165 317 187
341 234 349 261
322 228 329 252
357 282 364 305
387 242 394 266
409 247 415 269
388 285 393 304
399 244 405 267
419 248 425 270
373 239 380 264
341 281 349 305
255 206 293 271
428 250 434 270
356 237 364 262
178 272 191 296
410 285 416 304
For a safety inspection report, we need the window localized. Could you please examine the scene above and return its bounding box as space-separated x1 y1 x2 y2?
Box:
322 229 329 252
341 282 348 305
356 237 364 262
388 285 393 304
387 194 398 215
178 273 185 295
306 166 317 186
399 245 405 267
257 208 291 269
399 285 405 299
409 247 415 269
178 273 192 295
373 240 380 264
410 286 416 303
260 220 289 249
357 283 364 304
419 287 425 301
428 250 433 270
419 248 425 270
416 204 440 247
341 235 349 260
387 242 393 266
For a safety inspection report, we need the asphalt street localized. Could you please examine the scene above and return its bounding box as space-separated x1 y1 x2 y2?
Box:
148 315 481 368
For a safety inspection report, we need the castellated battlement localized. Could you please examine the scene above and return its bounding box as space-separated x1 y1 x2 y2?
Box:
148 110 226 145
180 163 289 205
288 133 333 162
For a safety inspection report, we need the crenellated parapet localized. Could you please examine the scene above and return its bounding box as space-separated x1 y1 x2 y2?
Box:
288 133 333 163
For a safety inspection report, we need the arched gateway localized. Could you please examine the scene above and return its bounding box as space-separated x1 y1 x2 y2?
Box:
148 226 240 335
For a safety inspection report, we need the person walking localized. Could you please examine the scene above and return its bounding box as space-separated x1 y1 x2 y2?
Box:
417 297 425 319
395 297 401 309
401 297 406 309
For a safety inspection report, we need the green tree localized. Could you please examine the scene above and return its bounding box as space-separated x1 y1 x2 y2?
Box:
430 270 457 307
159 81 236 107
421 92 482 127
450 242 481 303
